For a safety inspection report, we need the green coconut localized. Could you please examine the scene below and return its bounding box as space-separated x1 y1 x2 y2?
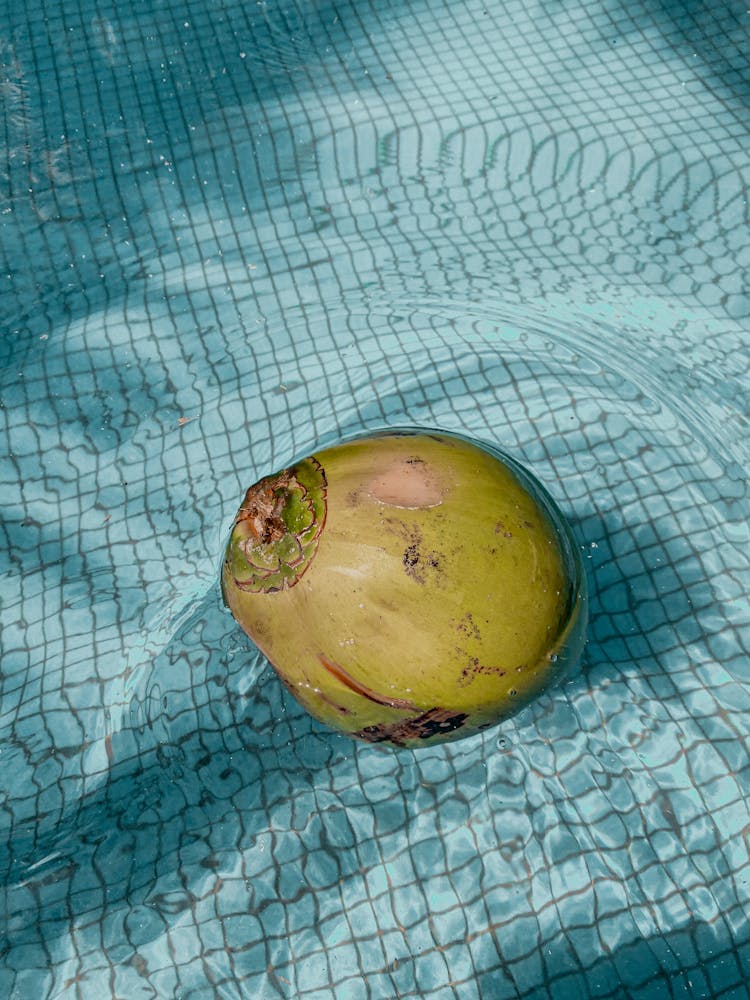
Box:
222 429 586 748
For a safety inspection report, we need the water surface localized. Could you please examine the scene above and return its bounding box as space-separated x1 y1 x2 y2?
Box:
1 0 749 996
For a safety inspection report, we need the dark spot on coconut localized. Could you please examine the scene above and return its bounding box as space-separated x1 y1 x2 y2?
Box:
456 612 481 639
524 520 535 529
403 543 420 568
355 707 468 746
411 708 468 740
278 674 299 697
460 655 507 685
346 489 361 506
402 542 424 583
494 520 505 534
405 455 425 465
400 528 444 585
356 723 396 745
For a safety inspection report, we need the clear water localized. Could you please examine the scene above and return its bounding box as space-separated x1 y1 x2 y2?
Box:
1 0 749 996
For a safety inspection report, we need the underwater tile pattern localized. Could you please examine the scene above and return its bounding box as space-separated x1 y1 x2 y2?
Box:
1 0 749 996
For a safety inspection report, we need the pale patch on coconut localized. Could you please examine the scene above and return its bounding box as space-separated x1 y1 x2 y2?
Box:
367 456 445 509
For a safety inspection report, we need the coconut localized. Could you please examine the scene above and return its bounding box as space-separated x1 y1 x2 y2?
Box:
222 429 587 748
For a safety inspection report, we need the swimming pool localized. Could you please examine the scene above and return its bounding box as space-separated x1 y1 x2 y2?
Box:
1 0 749 996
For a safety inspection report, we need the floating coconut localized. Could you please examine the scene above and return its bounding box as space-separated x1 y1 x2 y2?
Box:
222 429 587 748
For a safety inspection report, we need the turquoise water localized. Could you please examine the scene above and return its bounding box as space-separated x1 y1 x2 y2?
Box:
1 0 749 996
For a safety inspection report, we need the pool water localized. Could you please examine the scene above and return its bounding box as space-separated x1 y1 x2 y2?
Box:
1 0 749 996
